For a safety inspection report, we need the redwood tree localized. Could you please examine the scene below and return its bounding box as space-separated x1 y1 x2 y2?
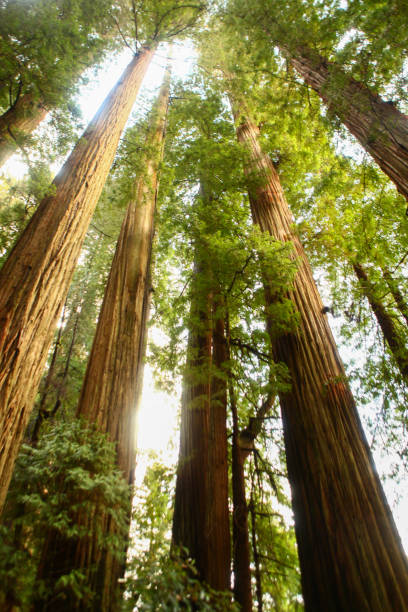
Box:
287 46 408 202
34 68 171 611
0 0 120 167
172 259 213 580
232 100 408 609
172 183 231 591
353 261 408 383
172 252 231 593
0 45 155 511
227 0 408 202
0 95 49 168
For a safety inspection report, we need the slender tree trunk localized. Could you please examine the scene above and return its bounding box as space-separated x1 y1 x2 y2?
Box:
0 93 48 168
208 305 231 592
233 106 408 610
34 68 169 612
48 302 82 413
230 378 252 609
286 45 408 201
30 301 66 445
353 261 408 381
249 478 263 612
0 46 155 512
383 267 408 327
225 312 252 611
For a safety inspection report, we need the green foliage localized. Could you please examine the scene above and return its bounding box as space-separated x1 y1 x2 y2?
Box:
248 451 303 610
125 552 238 611
0 419 131 609
107 0 206 52
0 163 53 264
1 0 408 607
125 455 237 611
0 0 119 113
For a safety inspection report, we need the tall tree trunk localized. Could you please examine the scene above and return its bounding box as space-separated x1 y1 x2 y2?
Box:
0 93 48 168
382 266 408 327
353 261 408 381
173 262 231 591
286 45 408 201
0 46 155 511
225 311 252 611
34 68 169 612
249 474 263 612
30 301 67 445
208 305 231 592
172 262 212 581
233 105 408 610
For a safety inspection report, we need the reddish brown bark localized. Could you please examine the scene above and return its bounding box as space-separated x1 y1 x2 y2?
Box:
77 68 170 479
288 46 408 201
34 69 169 611
172 261 231 592
0 93 48 167
172 265 212 579
353 261 408 381
234 108 408 610
0 46 155 512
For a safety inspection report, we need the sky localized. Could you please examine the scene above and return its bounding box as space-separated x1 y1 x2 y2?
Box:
2 40 408 553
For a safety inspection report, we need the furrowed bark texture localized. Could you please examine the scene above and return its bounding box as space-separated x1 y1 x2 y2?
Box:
34 69 169 612
0 46 155 512
353 261 408 381
288 47 408 201
172 265 231 591
77 67 169 478
172 269 212 580
0 93 48 168
234 111 408 610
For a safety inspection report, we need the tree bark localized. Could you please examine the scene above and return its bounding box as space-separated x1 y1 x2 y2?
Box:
30 301 66 445
0 93 48 168
208 306 231 592
249 479 263 612
34 66 169 612
172 259 231 592
172 262 213 581
383 266 408 327
228 354 252 610
287 46 408 202
353 261 408 381
234 107 408 610
0 46 155 513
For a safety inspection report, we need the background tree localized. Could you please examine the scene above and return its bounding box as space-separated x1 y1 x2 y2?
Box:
225 0 408 202
0 0 124 166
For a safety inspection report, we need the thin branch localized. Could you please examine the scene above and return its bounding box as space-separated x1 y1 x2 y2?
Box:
90 223 114 239
227 253 254 294
131 0 139 49
230 336 271 363
111 14 135 54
